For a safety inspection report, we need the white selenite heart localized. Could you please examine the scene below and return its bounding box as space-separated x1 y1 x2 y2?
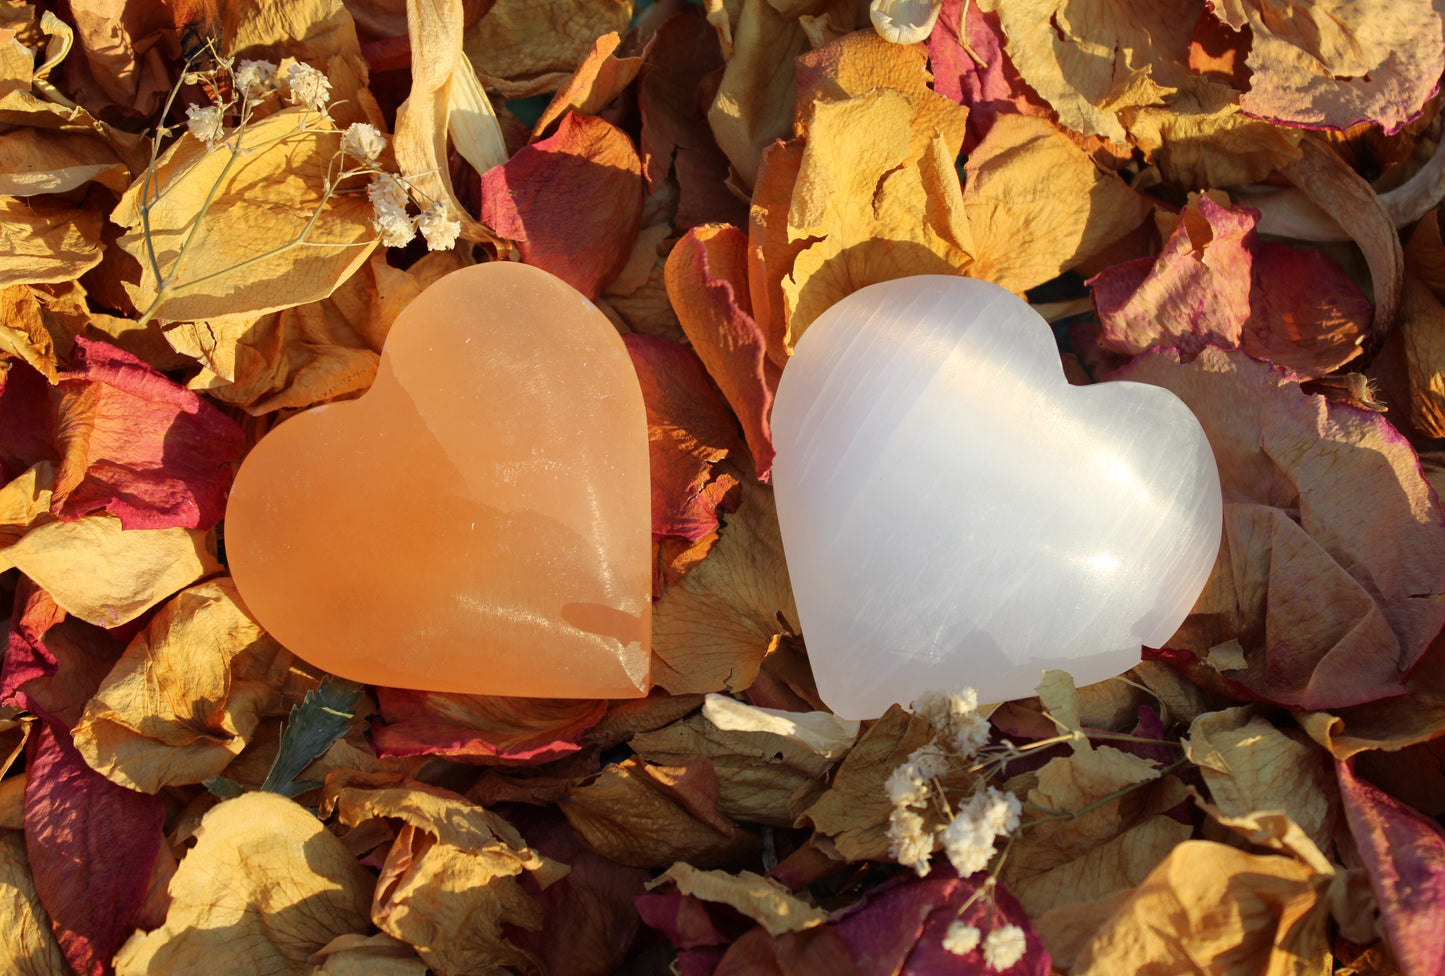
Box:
771 275 1222 720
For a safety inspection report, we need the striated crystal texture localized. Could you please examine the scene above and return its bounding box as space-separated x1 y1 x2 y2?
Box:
771 275 1222 720
226 262 652 698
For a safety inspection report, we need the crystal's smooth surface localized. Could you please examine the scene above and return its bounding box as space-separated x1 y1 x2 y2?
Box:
771 275 1222 720
226 262 652 698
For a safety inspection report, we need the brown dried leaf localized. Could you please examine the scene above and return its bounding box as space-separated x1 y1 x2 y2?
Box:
325 770 562 976
798 705 932 861
1071 839 1333 976
0 463 219 627
651 478 798 695
114 793 373 976
1186 706 1337 854
0 127 128 195
71 579 293 793
560 756 759 868
650 862 827 936
630 693 857 826
0 195 103 290
112 107 378 325
165 249 467 414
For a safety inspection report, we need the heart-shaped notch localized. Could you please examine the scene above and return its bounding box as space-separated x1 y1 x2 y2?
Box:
771 275 1222 720
226 262 652 698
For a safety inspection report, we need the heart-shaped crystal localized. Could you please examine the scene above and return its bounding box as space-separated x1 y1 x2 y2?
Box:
771 276 1221 719
225 262 652 698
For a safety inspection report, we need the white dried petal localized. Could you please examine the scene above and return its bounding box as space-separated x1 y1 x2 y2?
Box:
869 0 944 44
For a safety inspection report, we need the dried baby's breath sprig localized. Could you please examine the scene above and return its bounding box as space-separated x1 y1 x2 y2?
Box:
233 59 278 102
282 60 331 114
883 681 1184 965
982 925 1028 970
341 122 386 164
417 201 462 251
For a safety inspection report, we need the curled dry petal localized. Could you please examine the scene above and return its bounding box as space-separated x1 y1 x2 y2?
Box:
392 0 499 247
0 830 68 976
869 0 944 45
1070 839 1331 975
1091 193 1372 379
663 225 777 480
51 338 244 530
624 333 744 543
0 463 220 627
480 111 643 299
114 793 374 976
71 579 294 793
23 721 164 976
1337 759 1445 976
650 478 798 696
370 690 607 765
1118 347 1445 710
1213 0 1444 135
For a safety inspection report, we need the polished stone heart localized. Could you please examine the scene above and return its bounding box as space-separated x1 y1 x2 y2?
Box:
771 276 1221 719
225 262 652 698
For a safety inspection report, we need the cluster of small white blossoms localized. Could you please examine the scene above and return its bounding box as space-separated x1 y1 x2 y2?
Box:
885 688 1017 875
883 688 1027 970
180 56 460 252
943 920 1028 970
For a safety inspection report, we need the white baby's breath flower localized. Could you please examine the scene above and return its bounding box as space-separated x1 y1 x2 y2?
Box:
887 807 934 876
184 103 224 148
914 687 991 758
234 59 278 102
940 812 995 876
417 201 462 251
367 173 410 213
942 921 981 956
906 741 950 781
950 711 991 758
982 924 1027 971
975 786 1022 836
284 61 332 113
912 689 951 728
374 207 416 248
885 762 930 809
341 122 387 164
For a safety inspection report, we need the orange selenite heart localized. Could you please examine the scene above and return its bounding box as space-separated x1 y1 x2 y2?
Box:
224 262 652 698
